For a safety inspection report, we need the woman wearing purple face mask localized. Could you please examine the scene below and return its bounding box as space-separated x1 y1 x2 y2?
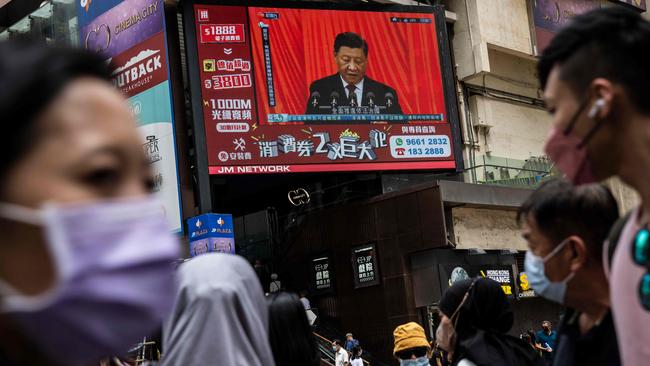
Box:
0 40 180 365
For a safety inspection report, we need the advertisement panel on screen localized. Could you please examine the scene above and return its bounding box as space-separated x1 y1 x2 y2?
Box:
186 3 459 175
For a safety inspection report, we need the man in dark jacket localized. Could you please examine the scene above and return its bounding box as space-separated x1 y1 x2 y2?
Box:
519 180 620 366
305 32 402 115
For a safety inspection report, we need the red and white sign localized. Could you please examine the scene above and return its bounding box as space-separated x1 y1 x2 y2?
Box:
200 24 245 43
109 31 168 98
198 8 210 22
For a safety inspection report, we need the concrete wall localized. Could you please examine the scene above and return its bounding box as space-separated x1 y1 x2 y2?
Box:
475 0 533 55
470 96 550 159
452 207 526 250
447 0 534 79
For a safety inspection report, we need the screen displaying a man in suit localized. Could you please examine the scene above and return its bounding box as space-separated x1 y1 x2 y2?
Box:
305 32 403 115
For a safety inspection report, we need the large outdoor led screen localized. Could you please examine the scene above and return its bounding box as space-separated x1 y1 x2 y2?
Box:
185 2 460 174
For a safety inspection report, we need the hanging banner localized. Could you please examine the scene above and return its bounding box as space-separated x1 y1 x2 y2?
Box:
80 0 183 233
80 0 164 59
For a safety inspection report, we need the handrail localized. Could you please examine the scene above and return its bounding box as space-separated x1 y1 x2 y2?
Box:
313 332 371 366
314 331 331 344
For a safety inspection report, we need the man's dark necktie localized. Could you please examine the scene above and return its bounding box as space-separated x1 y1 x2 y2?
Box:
346 84 358 107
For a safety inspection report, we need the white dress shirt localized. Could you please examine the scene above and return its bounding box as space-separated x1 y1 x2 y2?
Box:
340 75 364 106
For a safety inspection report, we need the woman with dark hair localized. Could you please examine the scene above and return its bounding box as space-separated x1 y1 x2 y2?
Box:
0 40 180 365
435 278 545 366
350 345 363 366
267 291 321 366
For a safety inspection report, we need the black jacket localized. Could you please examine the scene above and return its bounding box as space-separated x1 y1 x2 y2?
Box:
305 73 402 114
553 309 620 366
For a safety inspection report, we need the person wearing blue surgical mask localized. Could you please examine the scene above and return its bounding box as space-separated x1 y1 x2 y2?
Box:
519 179 620 366
393 322 432 366
0 40 180 365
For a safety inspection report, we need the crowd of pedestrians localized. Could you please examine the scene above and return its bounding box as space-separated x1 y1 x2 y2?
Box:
2 4 650 366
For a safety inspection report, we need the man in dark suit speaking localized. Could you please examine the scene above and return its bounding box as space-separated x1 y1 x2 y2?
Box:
305 32 403 115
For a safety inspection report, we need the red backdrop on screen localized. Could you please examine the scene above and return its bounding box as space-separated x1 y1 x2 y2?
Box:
192 4 457 174
248 8 446 122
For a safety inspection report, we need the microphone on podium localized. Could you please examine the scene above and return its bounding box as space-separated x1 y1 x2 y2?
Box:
384 92 395 109
366 92 376 108
310 91 320 109
330 91 340 109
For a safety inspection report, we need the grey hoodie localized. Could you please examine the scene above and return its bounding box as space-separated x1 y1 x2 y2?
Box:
162 253 276 366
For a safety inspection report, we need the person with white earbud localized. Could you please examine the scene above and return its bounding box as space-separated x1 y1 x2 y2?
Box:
538 6 650 366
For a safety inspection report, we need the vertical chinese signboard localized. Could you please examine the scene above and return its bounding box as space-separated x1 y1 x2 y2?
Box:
310 255 333 293
78 0 183 233
352 243 380 288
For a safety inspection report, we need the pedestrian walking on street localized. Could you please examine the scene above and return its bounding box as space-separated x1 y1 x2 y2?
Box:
0 40 179 365
332 339 350 366
300 290 312 310
349 345 363 366
534 321 557 364
345 332 360 353
519 180 620 365
269 273 282 293
162 253 275 366
520 331 544 357
436 277 545 366
267 291 320 366
393 322 432 366
538 6 650 365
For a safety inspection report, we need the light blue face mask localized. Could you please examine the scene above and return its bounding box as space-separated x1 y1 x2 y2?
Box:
400 356 430 366
524 238 575 304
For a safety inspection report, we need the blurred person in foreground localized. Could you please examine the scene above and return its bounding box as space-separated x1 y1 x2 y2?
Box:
267 291 320 366
538 7 650 364
0 40 179 365
162 253 275 365
393 322 432 366
435 277 545 366
519 180 620 365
